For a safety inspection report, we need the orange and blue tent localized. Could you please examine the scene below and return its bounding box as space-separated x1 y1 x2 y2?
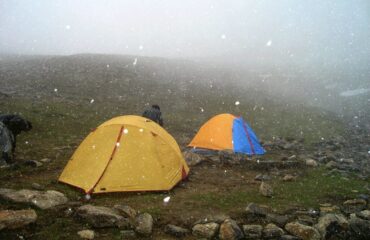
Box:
188 113 265 155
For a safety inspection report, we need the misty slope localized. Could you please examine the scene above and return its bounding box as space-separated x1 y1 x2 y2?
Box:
0 54 343 145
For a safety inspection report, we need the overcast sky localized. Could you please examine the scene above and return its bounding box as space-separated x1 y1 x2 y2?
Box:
0 0 369 64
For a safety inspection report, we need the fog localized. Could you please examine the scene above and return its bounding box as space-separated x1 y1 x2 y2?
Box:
1 1 369 61
1 0 370 115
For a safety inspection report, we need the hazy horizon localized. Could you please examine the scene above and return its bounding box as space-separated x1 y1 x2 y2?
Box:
1 0 369 67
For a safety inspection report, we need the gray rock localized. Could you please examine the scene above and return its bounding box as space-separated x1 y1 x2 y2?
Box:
77 229 95 239
315 213 348 239
219 218 244 240
77 205 129 228
31 183 45 191
280 235 302 240
262 223 284 239
39 158 52 163
255 174 271 181
349 214 370 239
113 205 137 219
0 188 68 209
342 199 367 214
305 159 318 167
183 151 203 166
135 213 153 236
192 222 219 239
0 209 37 230
24 160 43 167
120 230 136 239
266 213 289 228
195 213 230 224
259 182 273 197
356 210 370 220
245 203 270 220
283 174 295 182
242 224 262 239
285 222 321 240
297 215 316 226
164 224 189 237
325 161 338 169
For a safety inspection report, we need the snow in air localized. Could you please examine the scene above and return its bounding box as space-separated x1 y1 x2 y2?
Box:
65 25 71 30
54 88 58 92
266 40 272 46
116 142 120 147
106 64 110 68
139 45 144 50
340 88 370 97
235 101 240 106
200 107 204 112
85 194 91 200
221 34 226 39
139 128 144 132
133 58 138 66
90 99 94 104
123 129 129 134
163 196 171 203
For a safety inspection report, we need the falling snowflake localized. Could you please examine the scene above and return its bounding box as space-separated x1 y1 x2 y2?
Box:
65 25 71 30
116 142 120 147
221 34 226 39
235 101 240 106
139 128 144 132
106 64 110 68
25 141 29 144
85 194 91 200
200 107 204 112
133 58 138 66
54 88 58 92
266 40 272 46
90 99 94 104
123 129 129 134
163 196 171 203
139 45 144 50
92 145 96 149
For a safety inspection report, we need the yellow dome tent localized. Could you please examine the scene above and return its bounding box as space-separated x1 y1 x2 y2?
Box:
59 115 189 194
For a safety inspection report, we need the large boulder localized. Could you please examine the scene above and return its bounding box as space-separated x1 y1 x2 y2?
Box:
77 205 130 228
219 218 244 240
0 209 37 230
315 213 349 239
0 188 68 209
242 224 262 239
285 222 321 240
192 222 219 239
135 213 153 236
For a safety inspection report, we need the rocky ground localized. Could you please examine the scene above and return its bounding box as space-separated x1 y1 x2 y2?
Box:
0 117 369 239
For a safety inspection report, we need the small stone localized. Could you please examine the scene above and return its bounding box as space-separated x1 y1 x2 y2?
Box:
219 218 244 240
305 159 318 167
164 224 189 237
283 174 295 182
113 205 137 219
342 199 367 213
192 222 219 239
285 222 321 240
120 230 136 239
24 160 43 167
255 174 271 181
31 183 45 191
245 203 270 219
0 209 37 230
40 158 52 163
77 229 95 239
135 213 153 236
266 213 289 228
262 223 284 239
183 151 203 166
242 224 262 239
259 182 273 197
356 210 370 220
